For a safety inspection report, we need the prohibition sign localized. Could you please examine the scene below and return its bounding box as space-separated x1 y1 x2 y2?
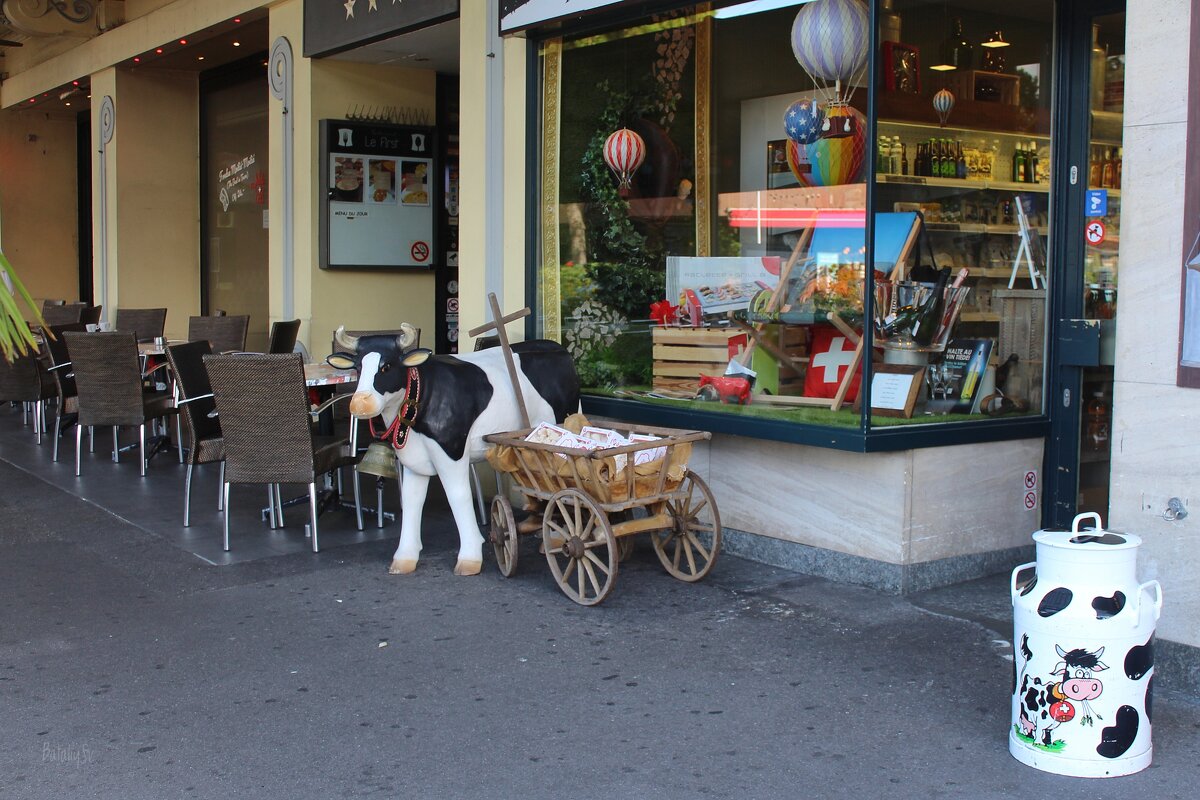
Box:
411 241 430 263
1024 491 1037 510
1085 220 1106 245
1024 470 1038 489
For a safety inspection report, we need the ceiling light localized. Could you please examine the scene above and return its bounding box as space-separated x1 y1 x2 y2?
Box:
982 30 1010 48
234 17 241 23
233 41 241 47
179 39 187 45
713 0 813 19
134 56 141 62
198 56 205 61
156 48 163 54
65 102 71 106
72 80 79 86
929 64 956 72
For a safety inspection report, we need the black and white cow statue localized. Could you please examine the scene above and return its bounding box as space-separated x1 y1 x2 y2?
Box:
334 324 579 576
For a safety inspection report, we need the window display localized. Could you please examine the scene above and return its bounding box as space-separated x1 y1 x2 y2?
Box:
535 0 1054 438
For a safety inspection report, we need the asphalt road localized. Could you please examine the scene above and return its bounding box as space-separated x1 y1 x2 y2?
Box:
2 458 1198 799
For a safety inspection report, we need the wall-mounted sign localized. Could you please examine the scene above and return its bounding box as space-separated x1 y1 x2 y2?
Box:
320 120 437 271
304 0 460 58
500 0 649 35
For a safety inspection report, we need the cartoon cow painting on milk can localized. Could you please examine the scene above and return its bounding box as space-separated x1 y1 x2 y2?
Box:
331 323 579 577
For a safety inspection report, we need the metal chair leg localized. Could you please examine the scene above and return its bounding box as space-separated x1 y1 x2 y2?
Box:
218 462 225 510
139 424 147 477
267 486 277 530
184 463 193 526
223 482 232 551
275 484 284 528
33 401 43 445
75 423 82 476
353 468 364 531
175 413 184 464
53 407 61 462
112 426 120 463
89 425 94 452
308 482 320 553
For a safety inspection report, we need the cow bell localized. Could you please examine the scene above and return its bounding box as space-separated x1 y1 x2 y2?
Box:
357 441 399 480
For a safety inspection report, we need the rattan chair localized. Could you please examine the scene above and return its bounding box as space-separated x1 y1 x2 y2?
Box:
42 302 86 326
115 307 167 342
0 352 57 444
203 353 358 552
63 331 178 476
165 341 226 526
188 315 249 354
43 323 87 461
268 319 302 354
80 305 103 326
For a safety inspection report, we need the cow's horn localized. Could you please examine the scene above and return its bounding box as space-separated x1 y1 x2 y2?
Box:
397 322 418 349
334 326 359 351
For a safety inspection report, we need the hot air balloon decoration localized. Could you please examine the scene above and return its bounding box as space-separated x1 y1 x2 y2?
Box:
603 128 646 191
783 99 825 146
933 88 956 127
785 104 866 188
790 0 870 106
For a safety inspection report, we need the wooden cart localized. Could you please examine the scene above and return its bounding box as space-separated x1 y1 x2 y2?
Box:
483 423 722 606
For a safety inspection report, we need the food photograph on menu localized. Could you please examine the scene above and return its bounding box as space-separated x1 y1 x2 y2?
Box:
331 156 364 203
400 160 430 206
368 159 397 205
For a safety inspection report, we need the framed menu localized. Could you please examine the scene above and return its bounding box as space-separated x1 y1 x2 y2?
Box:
319 120 437 270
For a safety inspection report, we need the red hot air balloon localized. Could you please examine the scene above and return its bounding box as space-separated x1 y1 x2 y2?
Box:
603 128 646 190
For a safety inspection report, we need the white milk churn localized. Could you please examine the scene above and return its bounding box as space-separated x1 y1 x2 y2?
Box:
1009 512 1162 777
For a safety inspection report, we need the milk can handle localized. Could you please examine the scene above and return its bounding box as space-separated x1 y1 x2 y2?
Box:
1011 561 1036 603
1071 511 1103 533
1139 580 1163 622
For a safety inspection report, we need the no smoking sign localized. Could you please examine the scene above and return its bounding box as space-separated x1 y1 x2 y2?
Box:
411 241 430 263
1022 469 1038 511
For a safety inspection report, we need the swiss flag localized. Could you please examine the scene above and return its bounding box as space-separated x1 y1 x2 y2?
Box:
804 325 861 401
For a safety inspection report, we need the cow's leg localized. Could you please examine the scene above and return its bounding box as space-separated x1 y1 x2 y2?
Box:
437 455 484 576
389 466 428 575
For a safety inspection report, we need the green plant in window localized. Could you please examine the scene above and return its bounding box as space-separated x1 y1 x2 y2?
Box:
0 251 48 363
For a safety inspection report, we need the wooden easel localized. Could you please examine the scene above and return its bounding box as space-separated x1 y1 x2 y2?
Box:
467 293 532 428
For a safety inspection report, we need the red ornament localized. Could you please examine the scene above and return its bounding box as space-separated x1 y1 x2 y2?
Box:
251 171 267 205
1049 700 1075 723
649 300 678 326
603 128 646 190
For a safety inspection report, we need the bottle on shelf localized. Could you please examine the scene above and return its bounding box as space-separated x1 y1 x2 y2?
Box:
1026 141 1040 183
1115 146 1123 189
1101 147 1116 189
1084 390 1110 452
989 139 1001 179
956 141 967 179
942 139 954 179
1012 144 1026 184
1089 146 1102 187
901 142 909 176
891 136 902 174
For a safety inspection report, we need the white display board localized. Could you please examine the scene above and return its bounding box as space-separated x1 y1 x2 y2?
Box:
320 120 436 270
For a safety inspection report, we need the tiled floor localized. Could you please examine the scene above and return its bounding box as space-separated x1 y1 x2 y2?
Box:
0 404 440 566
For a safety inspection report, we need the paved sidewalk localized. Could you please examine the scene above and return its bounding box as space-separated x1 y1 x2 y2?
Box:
1 457 1198 799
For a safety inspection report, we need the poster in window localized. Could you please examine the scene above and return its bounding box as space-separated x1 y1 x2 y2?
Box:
320 120 437 270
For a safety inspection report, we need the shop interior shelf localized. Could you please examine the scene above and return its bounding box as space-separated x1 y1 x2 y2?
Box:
876 174 1050 193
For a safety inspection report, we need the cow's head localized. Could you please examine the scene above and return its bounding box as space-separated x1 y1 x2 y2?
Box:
330 324 423 418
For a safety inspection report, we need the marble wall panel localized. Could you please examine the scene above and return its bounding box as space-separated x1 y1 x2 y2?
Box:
1123 0 1192 127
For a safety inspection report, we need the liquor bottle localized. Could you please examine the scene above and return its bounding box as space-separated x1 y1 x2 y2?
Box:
928 139 939 178
1115 146 1123 188
891 136 902 174
956 141 967 179
1088 146 1102 187
960 344 986 402
942 139 954 178
911 268 951 346
1027 141 1040 183
989 139 1001 179
1085 390 1110 451
1012 145 1026 184
901 142 909 176
1101 147 1116 189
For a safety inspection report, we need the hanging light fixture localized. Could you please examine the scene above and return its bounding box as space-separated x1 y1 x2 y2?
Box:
931 16 973 72
981 30 1010 48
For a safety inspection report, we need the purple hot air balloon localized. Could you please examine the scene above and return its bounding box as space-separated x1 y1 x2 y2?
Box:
790 0 871 104
783 99 825 145
933 88 956 127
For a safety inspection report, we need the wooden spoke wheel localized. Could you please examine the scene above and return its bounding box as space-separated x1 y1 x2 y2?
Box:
542 488 618 606
490 495 519 577
653 470 721 582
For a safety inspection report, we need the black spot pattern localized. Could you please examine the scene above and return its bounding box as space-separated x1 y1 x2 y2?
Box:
1012 659 1017 695
1146 677 1154 724
1096 705 1139 759
1124 638 1154 681
1037 587 1073 617
1069 533 1127 545
513 340 580 423
1091 592 1126 620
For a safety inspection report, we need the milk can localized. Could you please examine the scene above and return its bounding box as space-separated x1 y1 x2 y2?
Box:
1009 512 1162 778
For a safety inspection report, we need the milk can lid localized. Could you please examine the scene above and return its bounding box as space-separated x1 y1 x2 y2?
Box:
1033 512 1142 550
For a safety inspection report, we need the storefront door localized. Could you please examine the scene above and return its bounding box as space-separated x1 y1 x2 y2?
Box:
1044 0 1125 527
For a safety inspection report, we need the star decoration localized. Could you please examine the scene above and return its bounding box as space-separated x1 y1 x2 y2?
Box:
344 0 356 19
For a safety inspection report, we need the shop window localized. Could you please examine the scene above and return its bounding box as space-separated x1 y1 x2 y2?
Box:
534 0 1054 443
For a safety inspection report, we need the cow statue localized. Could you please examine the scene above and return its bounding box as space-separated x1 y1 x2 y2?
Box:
334 324 579 576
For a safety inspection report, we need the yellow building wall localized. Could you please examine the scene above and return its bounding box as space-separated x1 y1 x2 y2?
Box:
301 60 438 358
111 68 200 340
0 107 80 311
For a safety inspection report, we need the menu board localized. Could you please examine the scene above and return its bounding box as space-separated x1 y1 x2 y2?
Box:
320 120 437 270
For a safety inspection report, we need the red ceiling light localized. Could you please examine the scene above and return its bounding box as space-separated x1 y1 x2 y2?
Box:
72 80 80 86
179 39 187 45
233 17 241 23
133 56 141 62
155 47 163 54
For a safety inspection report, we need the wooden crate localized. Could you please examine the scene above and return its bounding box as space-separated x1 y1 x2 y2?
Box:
994 288 1046 410
947 70 1019 106
652 327 747 394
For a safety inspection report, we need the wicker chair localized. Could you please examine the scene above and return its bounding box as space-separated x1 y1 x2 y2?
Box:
268 319 302 354
80 305 103 326
63 331 178 476
42 302 86 326
165 341 226 526
43 322 88 461
0 352 57 444
115 308 167 342
188 315 249 354
203 353 358 552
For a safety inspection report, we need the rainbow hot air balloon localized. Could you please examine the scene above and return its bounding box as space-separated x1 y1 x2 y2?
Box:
790 0 870 105
783 99 825 145
933 88 956 127
804 103 866 187
603 128 646 190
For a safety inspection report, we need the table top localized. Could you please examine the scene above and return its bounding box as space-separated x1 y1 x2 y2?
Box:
305 363 357 387
137 339 187 356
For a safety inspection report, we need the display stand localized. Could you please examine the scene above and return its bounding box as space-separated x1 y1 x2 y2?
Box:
1008 196 1045 289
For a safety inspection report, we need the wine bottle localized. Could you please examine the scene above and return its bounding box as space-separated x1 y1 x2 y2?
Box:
1012 145 1026 184
956 141 967 179
1027 141 1039 183
911 268 951 346
901 142 909 176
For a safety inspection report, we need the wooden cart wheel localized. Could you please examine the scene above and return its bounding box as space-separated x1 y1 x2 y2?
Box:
542 488 618 606
653 470 722 582
490 495 519 577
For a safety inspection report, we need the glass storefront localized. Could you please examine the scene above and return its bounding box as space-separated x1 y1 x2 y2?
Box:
535 0 1061 444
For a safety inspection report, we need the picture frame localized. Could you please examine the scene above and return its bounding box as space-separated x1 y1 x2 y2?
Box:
854 363 927 419
883 42 921 95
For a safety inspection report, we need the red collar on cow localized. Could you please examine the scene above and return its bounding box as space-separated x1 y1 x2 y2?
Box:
369 366 421 450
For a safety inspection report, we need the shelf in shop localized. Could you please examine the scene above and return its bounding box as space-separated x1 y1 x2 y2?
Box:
877 174 1050 193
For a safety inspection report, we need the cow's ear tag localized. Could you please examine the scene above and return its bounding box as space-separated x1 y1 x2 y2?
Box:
402 348 433 367
326 353 357 371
